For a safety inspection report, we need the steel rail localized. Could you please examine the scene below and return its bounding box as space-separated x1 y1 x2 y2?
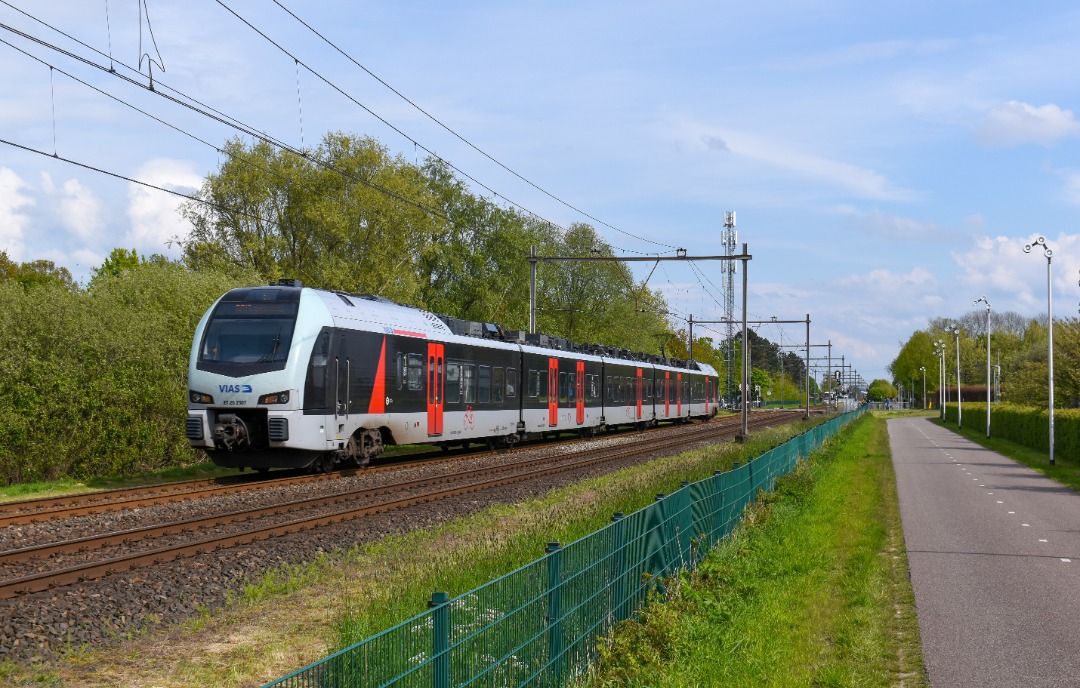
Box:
0 412 797 599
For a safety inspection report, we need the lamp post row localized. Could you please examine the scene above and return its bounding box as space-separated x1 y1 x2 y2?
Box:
928 237 1057 466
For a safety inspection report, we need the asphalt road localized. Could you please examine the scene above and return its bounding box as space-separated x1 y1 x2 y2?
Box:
888 416 1080 687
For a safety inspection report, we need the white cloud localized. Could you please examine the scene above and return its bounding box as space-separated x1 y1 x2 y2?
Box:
849 210 942 240
836 266 938 293
1062 171 1080 205
57 179 105 240
953 235 1029 292
952 234 1080 310
0 167 34 260
681 120 914 201
125 159 202 254
979 101 1080 147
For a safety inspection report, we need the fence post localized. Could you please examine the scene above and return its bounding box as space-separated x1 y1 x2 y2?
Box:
712 470 724 545
612 512 627 622
748 458 756 502
428 591 450 688
653 494 668 596
546 542 563 683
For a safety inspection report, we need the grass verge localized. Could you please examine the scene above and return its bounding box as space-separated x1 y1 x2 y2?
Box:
930 417 1080 493
8 419 820 687
580 412 926 688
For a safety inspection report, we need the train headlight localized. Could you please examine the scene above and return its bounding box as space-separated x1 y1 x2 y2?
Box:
189 391 214 404
258 391 290 405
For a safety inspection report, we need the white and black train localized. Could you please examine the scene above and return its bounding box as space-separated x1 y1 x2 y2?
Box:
186 280 720 472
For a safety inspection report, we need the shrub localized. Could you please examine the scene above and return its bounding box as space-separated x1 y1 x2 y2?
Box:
0 264 250 485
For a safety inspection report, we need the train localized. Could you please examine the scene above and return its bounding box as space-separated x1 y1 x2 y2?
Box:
185 280 720 472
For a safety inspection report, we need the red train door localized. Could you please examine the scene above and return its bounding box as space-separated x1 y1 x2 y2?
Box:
636 368 643 420
548 358 559 426
677 373 683 416
576 361 585 424
664 371 671 416
427 343 444 436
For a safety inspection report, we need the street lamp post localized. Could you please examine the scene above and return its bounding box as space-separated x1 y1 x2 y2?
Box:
1023 237 1055 465
974 296 991 437
933 340 945 420
919 366 926 410
950 325 961 428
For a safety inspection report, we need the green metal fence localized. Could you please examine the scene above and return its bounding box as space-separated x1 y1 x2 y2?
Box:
265 408 865 688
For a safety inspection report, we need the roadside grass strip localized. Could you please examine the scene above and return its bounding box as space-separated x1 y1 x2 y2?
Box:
932 418 1080 494
12 422 816 687
582 413 926 688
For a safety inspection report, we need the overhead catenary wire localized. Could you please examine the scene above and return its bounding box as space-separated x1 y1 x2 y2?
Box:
3 0 689 298
268 0 677 252
0 17 450 219
0 4 600 248
0 135 427 283
211 0 615 247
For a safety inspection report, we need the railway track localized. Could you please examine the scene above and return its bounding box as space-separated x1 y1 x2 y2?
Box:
0 413 748 526
0 411 801 601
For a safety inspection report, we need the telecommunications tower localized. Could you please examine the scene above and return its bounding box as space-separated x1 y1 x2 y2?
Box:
721 211 737 405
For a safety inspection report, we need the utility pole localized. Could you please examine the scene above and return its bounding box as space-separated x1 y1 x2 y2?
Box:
528 244 754 437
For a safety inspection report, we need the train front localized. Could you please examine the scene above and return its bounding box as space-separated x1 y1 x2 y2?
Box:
185 282 331 469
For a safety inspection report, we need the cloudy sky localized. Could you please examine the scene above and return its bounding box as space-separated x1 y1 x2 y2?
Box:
2 0 1080 383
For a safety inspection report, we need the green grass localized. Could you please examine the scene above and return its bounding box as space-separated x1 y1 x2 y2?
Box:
0 461 240 504
329 420 824 649
581 413 926 688
0 444 435 504
931 417 1080 493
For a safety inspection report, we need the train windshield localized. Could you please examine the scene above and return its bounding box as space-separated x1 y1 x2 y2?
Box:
197 295 299 375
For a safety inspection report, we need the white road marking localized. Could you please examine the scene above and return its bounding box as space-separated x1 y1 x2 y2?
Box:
997 501 1003 504
1009 511 1016 514
1062 559 1072 563
1040 539 1048 543
1022 524 1031 527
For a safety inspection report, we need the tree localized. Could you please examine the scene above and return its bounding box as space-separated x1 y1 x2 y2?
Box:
89 248 171 289
0 251 77 291
181 133 443 303
867 379 898 402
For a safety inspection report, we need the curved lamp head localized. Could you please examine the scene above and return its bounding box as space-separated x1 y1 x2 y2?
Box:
1024 236 1052 258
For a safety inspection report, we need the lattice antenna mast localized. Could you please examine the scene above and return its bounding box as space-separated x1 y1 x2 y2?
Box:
721 211 737 404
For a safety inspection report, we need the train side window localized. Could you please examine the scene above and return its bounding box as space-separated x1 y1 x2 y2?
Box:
528 369 539 398
446 363 461 404
478 365 491 403
463 365 476 404
407 353 424 391
492 367 505 403
559 372 568 403
506 368 518 397
537 369 548 401
396 352 406 390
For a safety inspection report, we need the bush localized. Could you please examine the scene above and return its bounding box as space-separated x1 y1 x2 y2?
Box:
0 264 250 485
944 402 1080 459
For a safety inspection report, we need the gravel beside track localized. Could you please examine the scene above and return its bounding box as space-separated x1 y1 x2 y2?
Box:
0 414 796 664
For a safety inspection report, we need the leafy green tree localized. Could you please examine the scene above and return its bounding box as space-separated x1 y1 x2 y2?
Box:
867 379 898 402
181 134 442 302
89 248 171 289
0 251 77 291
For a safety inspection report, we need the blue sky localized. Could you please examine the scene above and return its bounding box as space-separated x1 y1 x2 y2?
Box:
2 1 1080 383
